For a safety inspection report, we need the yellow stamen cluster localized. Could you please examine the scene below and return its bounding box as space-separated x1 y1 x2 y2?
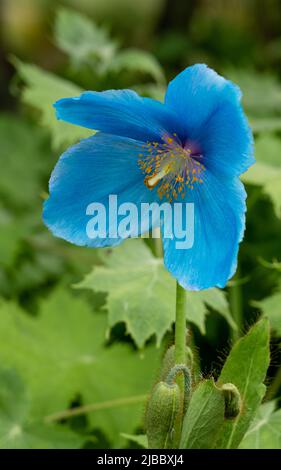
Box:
138 133 205 202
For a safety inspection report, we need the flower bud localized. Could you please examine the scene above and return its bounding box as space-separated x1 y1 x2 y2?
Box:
221 383 242 419
146 381 180 449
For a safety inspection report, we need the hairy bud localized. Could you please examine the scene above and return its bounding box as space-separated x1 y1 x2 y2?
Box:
146 381 180 449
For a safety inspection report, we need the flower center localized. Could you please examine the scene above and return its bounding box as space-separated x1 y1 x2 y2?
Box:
138 133 205 202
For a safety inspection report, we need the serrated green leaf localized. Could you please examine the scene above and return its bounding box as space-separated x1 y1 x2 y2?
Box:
77 239 234 347
180 380 225 449
0 289 161 446
239 401 281 449
108 49 165 84
77 239 176 348
0 368 84 449
185 288 236 333
14 60 92 150
214 318 270 449
54 8 116 70
253 288 281 336
121 433 148 448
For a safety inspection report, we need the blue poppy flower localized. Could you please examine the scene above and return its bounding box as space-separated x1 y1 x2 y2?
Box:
43 64 254 290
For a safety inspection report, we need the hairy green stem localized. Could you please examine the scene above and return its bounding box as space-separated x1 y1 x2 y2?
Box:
153 228 163 258
173 282 187 445
229 266 243 341
175 282 187 365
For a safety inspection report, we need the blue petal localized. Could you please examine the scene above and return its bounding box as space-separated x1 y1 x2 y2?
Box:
161 173 247 290
165 64 240 133
43 133 159 247
54 89 185 143
199 100 254 177
165 64 254 176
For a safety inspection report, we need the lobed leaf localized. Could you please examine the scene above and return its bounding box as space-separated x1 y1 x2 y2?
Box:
77 239 176 348
185 288 236 334
77 239 234 348
0 288 161 446
14 60 92 150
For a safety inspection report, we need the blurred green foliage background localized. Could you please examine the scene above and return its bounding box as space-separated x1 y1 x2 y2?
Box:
0 0 281 449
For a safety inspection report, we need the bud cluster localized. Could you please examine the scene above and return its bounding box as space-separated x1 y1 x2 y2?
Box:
145 343 242 449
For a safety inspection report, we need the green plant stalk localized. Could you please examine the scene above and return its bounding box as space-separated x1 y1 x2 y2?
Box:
45 394 147 422
153 228 163 258
145 229 163 258
229 266 243 341
173 281 187 446
175 282 187 365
